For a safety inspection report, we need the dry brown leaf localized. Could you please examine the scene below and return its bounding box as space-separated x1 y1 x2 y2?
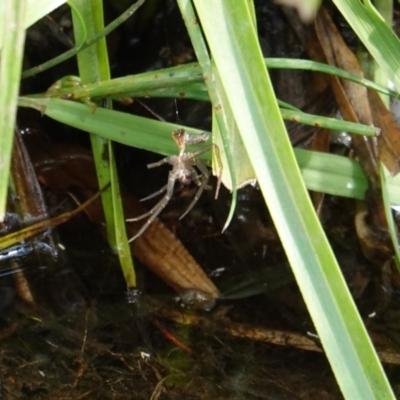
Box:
315 10 372 124
285 6 392 263
368 89 400 175
315 8 380 189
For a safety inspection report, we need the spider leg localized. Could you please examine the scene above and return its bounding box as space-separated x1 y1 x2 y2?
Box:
179 171 210 220
191 144 213 158
190 167 202 187
194 159 211 189
147 157 170 169
136 157 174 202
128 174 176 242
126 183 170 222
192 144 222 199
126 208 155 222
140 184 167 202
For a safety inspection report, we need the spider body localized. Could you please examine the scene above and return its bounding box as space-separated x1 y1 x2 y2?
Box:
170 154 195 185
127 129 222 242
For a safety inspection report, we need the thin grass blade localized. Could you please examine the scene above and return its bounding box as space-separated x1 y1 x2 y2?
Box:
70 0 136 288
192 0 394 397
0 1 27 221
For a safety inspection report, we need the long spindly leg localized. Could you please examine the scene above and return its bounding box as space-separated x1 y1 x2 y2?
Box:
192 144 222 199
179 170 210 220
140 184 167 202
137 156 173 202
126 204 159 222
147 157 170 169
189 167 202 187
127 182 172 222
128 174 176 242
195 159 210 185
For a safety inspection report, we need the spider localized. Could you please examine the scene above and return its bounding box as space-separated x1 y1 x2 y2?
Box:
127 128 222 242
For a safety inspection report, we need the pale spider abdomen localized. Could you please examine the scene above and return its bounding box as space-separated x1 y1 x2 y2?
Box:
177 169 192 184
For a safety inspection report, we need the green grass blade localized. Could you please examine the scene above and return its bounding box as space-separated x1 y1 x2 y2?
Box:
176 0 238 230
295 148 367 199
0 1 27 220
0 0 67 50
332 0 400 92
70 0 115 245
70 0 136 288
18 96 400 206
109 143 136 287
380 163 400 271
22 1 145 79
40 59 399 101
264 58 398 98
192 0 394 397
18 97 209 154
36 62 380 139
280 108 379 136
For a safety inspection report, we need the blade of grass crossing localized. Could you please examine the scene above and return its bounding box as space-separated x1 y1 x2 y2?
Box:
70 0 136 288
192 0 394 397
70 0 116 246
22 1 145 79
380 163 400 272
18 96 400 206
0 0 67 50
0 1 27 221
332 0 400 93
176 0 238 230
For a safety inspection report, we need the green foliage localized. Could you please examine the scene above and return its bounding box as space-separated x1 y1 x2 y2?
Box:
4 1 400 397
191 0 394 397
0 1 27 221
69 0 136 288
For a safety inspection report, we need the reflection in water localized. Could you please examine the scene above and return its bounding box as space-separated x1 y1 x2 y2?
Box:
218 263 295 300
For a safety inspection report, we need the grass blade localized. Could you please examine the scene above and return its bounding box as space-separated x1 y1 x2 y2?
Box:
0 0 67 50
69 0 137 288
192 0 394 397
332 0 400 92
0 1 27 220
18 96 400 205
